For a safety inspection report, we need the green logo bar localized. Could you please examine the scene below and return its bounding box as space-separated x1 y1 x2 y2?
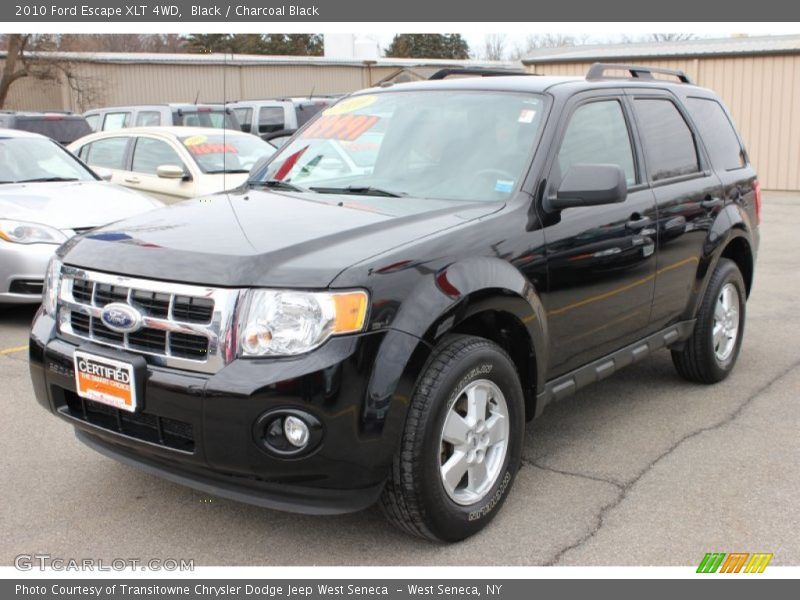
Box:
697 552 727 573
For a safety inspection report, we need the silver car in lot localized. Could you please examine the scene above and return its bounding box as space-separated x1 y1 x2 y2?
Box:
0 128 164 304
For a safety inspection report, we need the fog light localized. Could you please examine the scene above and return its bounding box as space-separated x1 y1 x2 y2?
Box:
283 415 310 448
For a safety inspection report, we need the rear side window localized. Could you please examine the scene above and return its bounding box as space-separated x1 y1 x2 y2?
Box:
84 137 129 169
633 99 699 181
85 114 100 131
132 137 185 174
258 107 285 134
103 112 131 131
557 100 637 186
135 111 161 127
685 97 746 171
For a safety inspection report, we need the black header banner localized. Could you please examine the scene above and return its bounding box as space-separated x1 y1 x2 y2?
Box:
4 0 800 22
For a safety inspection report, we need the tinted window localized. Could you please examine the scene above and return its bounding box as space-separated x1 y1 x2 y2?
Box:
685 97 745 171
132 137 184 174
135 111 162 127
233 107 253 131
258 107 285 134
103 112 131 131
557 100 636 186
174 110 237 129
634 99 699 181
84 137 129 169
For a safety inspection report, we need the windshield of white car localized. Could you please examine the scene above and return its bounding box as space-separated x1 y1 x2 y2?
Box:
0 137 96 184
179 133 275 174
253 90 547 202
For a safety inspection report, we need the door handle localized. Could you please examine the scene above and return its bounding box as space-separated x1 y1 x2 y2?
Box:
124 177 141 184
626 215 651 231
701 197 724 209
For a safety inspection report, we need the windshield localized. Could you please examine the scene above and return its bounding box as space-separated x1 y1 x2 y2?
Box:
254 91 546 202
179 133 275 174
0 137 96 184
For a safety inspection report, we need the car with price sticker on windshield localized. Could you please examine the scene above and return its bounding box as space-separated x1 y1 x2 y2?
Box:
68 126 275 203
30 64 760 541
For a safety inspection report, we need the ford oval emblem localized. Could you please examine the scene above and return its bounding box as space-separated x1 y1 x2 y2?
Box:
100 303 143 333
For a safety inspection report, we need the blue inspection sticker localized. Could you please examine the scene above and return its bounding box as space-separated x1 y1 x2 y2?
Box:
495 179 514 193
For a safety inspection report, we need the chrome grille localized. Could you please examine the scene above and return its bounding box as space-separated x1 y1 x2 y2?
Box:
57 266 242 374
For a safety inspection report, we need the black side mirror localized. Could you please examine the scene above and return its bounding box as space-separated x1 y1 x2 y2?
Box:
548 164 628 211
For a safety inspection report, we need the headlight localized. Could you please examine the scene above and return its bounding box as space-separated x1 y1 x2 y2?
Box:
0 219 68 245
42 256 63 317
239 290 368 357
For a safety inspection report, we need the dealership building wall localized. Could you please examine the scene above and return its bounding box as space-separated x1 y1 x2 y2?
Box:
523 35 800 191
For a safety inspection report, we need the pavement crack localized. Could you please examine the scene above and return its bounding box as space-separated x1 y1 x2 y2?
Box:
538 358 800 566
520 457 624 489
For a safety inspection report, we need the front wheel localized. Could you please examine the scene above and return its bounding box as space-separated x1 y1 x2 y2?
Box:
379 335 525 542
672 258 747 383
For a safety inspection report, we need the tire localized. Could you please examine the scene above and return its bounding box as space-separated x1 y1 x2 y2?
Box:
672 258 747 384
379 334 525 542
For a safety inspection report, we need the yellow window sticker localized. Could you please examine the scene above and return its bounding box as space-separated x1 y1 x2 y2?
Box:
324 95 377 116
183 135 208 146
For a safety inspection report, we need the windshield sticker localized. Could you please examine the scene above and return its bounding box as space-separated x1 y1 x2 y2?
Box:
301 114 379 141
518 109 536 124
186 143 238 156
495 180 514 193
182 135 208 146
324 95 377 116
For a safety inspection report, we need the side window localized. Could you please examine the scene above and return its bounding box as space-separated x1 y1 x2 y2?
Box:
633 98 700 181
557 100 636 186
685 97 746 171
84 114 99 131
103 112 131 131
258 106 285 134
233 107 253 131
84 137 129 169
131 137 185 175
135 111 162 127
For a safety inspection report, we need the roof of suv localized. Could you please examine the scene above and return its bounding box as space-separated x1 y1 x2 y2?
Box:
85 103 228 112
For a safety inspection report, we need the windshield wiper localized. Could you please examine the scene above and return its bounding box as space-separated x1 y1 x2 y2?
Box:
309 185 405 198
207 169 250 174
249 179 311 193
17 177 80 183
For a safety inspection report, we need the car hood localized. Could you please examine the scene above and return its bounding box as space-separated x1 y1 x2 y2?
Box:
61 188 500 288
0 180 163 230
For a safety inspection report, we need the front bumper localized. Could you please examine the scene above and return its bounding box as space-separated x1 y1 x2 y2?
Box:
29 311 423 514
0 240 57 303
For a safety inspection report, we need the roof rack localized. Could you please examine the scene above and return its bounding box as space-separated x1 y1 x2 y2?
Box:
428 67 532 80
586 63 693 84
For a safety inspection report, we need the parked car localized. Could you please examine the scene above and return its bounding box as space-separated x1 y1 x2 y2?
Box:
83 104 240 132
30 64 759 542
0 111 92 145
68 127 275 203
228 97 338 147
0 129 163 304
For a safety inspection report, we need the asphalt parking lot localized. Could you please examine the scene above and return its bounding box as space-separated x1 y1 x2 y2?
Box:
1 191 798 567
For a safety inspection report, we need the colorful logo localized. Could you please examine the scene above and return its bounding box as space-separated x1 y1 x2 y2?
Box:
697 552 773 573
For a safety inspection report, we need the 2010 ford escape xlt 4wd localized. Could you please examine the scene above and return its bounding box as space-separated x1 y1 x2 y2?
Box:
29 64 760 542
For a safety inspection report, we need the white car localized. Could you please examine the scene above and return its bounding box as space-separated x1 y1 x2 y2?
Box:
0 128 163 304
69 127 275 203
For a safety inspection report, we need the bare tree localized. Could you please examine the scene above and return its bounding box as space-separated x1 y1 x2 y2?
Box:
482 34 507 61
648 33 696 42
0 34 103 110
510 33 588 60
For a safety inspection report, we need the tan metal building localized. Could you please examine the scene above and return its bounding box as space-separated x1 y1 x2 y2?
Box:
523 35 800 191
0 51 518 113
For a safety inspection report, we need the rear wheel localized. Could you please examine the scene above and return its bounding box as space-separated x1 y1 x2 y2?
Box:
672 258 746 383
379 335 525 542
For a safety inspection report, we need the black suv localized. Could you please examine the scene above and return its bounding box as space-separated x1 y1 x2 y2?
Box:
29 64 759 542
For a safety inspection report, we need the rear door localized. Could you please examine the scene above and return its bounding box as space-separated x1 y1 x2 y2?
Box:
627 90 724 328
78 135 132 185
540 90 658 377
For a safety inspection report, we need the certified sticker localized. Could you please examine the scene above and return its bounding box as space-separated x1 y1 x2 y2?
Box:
73 351 137 412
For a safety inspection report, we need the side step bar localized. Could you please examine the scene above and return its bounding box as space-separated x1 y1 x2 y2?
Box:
535 320 696 417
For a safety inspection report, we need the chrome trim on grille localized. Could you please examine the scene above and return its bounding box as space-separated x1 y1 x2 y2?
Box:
56 266 243 374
